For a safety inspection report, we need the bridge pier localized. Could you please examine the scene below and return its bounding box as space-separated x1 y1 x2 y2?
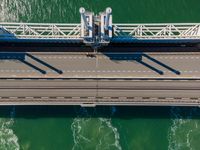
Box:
100 7 113 43
79 7 93 44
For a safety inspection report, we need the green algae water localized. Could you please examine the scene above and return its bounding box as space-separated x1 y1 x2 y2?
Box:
1 0 200 149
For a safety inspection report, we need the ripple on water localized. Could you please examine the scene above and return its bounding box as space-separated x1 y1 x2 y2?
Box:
0 0 86 23
168 107 200 150
0 0 26 21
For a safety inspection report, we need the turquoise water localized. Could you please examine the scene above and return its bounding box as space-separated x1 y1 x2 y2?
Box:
1 0 200 149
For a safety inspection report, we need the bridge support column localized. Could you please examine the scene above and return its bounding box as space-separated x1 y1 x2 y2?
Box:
105 7 112 31
79 7 89 30
100 7 112 44
79 7 94 45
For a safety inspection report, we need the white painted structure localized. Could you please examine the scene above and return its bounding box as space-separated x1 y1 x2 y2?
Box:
113 23 200 39
0 22 81 39
79 7 93 43
0 7 200 46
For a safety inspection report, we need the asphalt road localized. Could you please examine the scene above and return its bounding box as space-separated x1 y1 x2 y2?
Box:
0 51 200 106
0 79 200 106
0 52 200 78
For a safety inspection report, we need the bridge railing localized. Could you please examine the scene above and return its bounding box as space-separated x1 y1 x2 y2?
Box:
0 23 82 39
113 23 200 39
1 23 200 41
1 7 200 47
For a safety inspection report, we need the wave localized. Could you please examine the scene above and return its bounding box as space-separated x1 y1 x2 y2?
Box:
71 107 122 150
0 0 87 23
0 0 27 22
168 107 200 150
0 107 19 150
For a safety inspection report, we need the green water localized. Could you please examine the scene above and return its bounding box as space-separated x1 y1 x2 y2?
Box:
1 0 200 149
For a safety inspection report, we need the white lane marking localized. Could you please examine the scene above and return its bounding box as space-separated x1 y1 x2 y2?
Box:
10 97 18 99
155 56 200 60
41 97 49 99
36 56 200 63
0 70 36 73
26 97 34 99
57 97 65 99
0 69 199 74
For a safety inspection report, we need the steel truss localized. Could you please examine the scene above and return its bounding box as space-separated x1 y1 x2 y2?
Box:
0 23 82 39
113 23 200 39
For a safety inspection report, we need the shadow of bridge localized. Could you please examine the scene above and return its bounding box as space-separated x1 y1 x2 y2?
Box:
0 53 63 74
104 52 181 75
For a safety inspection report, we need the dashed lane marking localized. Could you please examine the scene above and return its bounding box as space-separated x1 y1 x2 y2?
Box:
0 70 200 74
37 56 200 60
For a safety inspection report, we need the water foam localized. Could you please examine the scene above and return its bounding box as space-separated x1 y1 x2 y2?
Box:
0 107 19 150
71 107 122 150
168 107 200 150
0 0 22 22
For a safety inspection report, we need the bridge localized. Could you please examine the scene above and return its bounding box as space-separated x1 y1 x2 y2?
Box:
0 7 200 106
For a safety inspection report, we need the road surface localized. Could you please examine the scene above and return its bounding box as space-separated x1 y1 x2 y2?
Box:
0 52 200 78
0 79 199 106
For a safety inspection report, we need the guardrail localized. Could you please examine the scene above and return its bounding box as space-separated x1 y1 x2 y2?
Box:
113 23 200 39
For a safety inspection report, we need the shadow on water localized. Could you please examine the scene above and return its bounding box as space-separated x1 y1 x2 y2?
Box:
0 106 200 120
0 52 63 74
104 52 181 75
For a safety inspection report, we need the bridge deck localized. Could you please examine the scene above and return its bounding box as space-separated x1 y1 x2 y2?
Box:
1 7 200 106
0 52 199 78
0 51 199 106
